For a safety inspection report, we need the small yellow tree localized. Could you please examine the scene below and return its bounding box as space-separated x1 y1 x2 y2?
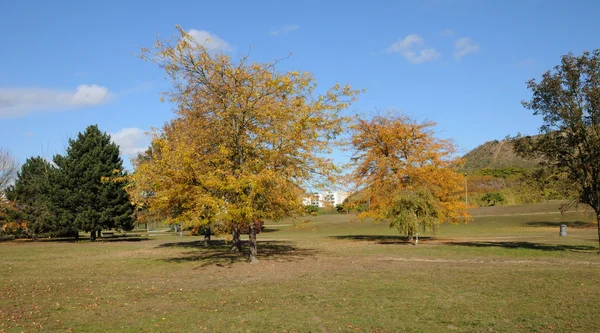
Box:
132 26 361 262
348 114 469 243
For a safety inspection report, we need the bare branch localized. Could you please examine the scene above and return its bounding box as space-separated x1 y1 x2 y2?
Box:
0 147 18 194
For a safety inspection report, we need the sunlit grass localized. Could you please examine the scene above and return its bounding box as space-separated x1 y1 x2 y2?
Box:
1 201 599 332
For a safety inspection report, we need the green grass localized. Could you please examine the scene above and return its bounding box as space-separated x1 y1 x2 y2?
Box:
1 201 600 332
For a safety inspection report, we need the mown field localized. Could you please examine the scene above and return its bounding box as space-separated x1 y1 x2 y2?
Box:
1 201 600 332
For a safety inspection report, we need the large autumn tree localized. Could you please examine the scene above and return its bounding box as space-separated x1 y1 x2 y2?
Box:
348 114 469 242
515 50 600 250
132 26 360 262
54 125 134 241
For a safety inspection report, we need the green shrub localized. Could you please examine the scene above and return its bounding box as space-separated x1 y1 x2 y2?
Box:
304 205 319 214
481 192 505 206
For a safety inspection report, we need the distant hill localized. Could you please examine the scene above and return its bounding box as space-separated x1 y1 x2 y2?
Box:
462 138 542 171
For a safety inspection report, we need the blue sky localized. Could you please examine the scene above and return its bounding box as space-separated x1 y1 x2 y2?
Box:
1 0 599 169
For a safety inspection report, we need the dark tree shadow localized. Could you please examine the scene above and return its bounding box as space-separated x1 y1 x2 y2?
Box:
526 221 595 229
16 237 81 243
98 237 151 243
259 227 279 233
27 236 151 243
330 235 434 245
158 240 318 266
448 241 596 253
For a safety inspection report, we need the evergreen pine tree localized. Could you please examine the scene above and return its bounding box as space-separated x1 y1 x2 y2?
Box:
6 157 65 238
54 125 134 241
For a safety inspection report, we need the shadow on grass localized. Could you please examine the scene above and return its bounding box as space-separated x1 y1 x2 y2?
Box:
449 241 596 253
158 240 318 266
98 237 151 243
330 235 434 245
36 238 80 243
30 236 151 243
260 227 279 233
526 221 595 229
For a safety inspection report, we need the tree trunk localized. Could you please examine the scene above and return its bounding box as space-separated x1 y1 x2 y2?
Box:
203 227 211 247
597 212 600 254
231 227 242 252
90 229 96 242
248 223 258 264
97 229 102 239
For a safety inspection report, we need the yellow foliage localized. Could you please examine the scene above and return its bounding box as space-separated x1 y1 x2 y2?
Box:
130 26 361 231
348 114 470 232
2 221 28 234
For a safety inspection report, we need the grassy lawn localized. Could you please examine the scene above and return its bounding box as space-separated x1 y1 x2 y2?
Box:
1 201 600 332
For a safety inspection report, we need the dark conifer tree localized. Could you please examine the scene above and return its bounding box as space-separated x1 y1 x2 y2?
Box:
53 125 134 241
6 157 66 238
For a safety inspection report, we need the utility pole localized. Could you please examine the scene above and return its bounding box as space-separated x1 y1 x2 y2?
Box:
464 172 468 205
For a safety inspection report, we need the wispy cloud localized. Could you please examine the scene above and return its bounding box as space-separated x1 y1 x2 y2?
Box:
387 34 440 64
0 84 111 118
454 37 480 60
109 127 149 156
187 29 233 52
439 28 455 37
269 24 300 36
519 57 536 68
119 81 156 97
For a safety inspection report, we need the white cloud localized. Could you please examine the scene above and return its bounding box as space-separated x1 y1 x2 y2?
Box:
43 156 58 169
389 34 424 51
0 84 111 118
454 37 480 60
109 127 149 156
187 29 233 52
269 24 300 36
71 84 110 106
387 34 440 64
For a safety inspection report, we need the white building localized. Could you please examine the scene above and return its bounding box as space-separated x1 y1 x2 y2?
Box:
303 191 350 207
